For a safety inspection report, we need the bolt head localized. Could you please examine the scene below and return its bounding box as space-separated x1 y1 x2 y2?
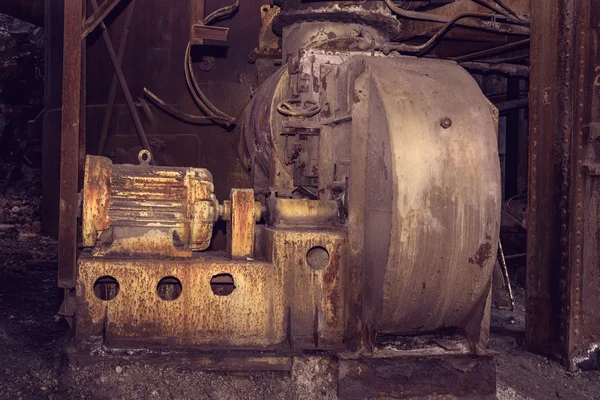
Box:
441 117 453 129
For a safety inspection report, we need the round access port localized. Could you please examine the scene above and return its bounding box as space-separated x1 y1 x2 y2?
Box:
306 246 330 270
157 276 182 301
93 276 120 301
210 273 235 296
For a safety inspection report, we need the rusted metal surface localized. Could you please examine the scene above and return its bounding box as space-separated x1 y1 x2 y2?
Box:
82 154 218 256
189 0 234 44
274 2 402 40
82 156 111 247
526 0 563 358
190 25 230 44
76 254 286 347
58 0 83 289
227 189 256 259
79 0 87 191
265 228 346 349
355 56 500 345
255 5 281 57
568 0 600 371
528 0 600 370
460 61 529 77
268 198 340 227
190 0 205 40
249 4 283 84
76 223 345 349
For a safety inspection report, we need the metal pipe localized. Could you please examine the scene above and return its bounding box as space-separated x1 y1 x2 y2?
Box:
203 0 239 25
497 241 515 311
384 0 529 35
451 38 530 62
489 0 529 23
383 0 528 28
383 0 462 23
472 0 526 24
269 198 340 227
381 12 503 55
495 97 529 112
90 0 154 164
143 88 230 124
460 61 530 77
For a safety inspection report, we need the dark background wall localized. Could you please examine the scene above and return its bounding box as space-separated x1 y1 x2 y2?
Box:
43 0 267 236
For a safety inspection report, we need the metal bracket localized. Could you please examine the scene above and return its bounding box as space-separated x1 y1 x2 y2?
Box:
588 122 600 141
583 163 600 176
190 24 230 45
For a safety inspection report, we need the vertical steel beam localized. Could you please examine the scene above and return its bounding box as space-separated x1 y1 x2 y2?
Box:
568 0 600 371
528 0 600 369
58 0 83 288
190 0 205 43
79 0 87 190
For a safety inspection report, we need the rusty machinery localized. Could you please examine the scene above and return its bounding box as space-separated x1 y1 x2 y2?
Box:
64 1 514 398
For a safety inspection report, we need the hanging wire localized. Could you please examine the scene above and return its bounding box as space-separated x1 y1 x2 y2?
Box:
489 0 529 23
204 0 240 25
143 1 239 127
143 88 230 124
383 0 527 24
184 42 235 125
379 12 503 55
381 0 529 55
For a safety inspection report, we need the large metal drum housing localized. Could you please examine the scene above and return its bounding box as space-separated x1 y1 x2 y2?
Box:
357 57 500 339
238 50 501 342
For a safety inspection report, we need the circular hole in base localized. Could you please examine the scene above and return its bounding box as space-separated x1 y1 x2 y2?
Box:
93 276 120 301
157 276 182 301
210 273 235 296
306 246 330 270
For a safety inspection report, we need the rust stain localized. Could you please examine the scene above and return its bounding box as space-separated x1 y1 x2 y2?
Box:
469 242 493 269
229 189 255 259
77 255 285 347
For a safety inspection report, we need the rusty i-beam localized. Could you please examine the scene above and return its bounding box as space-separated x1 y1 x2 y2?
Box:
58 0 84 288
528 0 600 370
